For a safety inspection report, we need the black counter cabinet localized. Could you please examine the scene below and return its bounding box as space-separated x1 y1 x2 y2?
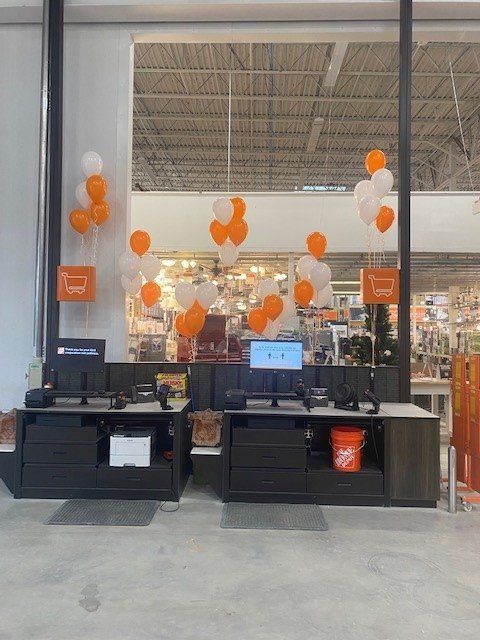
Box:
223 402 440 508
12 399 192 500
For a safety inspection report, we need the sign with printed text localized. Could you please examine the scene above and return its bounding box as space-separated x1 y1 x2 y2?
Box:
57 266 96 302
360 268 399 305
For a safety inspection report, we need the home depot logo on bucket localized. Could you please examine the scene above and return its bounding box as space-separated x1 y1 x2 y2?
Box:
334 446 356 470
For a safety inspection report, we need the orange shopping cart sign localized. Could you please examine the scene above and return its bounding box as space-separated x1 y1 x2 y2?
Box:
57 266 96 302
360 268 399 304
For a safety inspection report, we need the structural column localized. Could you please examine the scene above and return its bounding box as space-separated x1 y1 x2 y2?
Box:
398 0 412 402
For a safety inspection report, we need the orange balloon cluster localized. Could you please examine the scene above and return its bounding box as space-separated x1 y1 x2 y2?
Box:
306 232 327 260
209 196 249 248
176 300 206 338
361 150 396 234
247 294 284 335
69 171 110 236
294 280 314 308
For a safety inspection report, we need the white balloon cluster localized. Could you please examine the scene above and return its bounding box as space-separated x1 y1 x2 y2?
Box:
119 252 161 296
297 255 333 309
175 280 218 311
354 167 394 226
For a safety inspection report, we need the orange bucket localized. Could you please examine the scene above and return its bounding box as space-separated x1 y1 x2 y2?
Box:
330 426 365 472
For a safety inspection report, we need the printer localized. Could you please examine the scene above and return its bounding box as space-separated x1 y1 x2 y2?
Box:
109 428 157 467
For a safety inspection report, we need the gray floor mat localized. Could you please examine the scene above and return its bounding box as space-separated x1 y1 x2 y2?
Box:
220 502 328 531
45 499 160 526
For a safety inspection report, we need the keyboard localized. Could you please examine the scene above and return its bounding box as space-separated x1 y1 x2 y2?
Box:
48 390 115 399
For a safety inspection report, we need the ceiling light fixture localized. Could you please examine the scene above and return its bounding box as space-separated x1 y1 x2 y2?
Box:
161 259 176 267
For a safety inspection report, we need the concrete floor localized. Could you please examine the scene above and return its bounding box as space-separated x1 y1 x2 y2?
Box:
1 481 480 640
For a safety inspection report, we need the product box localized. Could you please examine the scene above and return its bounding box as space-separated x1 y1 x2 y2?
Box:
156 373 188 398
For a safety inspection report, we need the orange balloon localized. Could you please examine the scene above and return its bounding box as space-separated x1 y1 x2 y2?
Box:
248 308 268 335
141 281 161 308
231 196 246 220
175 312 194 338
294 279 314 308
90 201 109 226
130 230 151 256
365 149 386 175
69 209 90 235
209 219 229 246
306 232 327 259
263 294 283 321
227 219 249 246
184 305 206 335
191 299 207 314
86 174 107 204
375 205 395 233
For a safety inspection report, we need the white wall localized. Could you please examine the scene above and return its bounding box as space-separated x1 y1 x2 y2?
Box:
131 191 480 254
0 25 41 410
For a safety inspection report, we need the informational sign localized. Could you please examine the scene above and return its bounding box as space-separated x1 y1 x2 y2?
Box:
360 268 399 305
57 266 96 302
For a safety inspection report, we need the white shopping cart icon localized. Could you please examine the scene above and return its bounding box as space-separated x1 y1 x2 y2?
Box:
368 274 395 298
61 272 88 295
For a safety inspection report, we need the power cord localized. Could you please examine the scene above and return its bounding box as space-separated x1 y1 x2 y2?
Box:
160 500 180 513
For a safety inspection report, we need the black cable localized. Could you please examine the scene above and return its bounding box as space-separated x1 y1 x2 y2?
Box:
160 500 180 512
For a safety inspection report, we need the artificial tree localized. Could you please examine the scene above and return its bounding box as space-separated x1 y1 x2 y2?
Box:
351 304 398 366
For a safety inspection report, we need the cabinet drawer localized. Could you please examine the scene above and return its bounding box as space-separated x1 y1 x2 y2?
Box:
97 464 172 490
233 428 304 447
35 414 87 427
230 469 306 493
26 424 99 443
22 464 96 488
231 446 306 469
307 471 383 496
23 439 107 465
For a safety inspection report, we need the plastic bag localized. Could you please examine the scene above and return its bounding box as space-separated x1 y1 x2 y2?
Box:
0 410 16 444
188 409 222 447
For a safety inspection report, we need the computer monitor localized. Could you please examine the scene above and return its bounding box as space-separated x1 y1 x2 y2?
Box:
52 338 106 374
250 340 303 371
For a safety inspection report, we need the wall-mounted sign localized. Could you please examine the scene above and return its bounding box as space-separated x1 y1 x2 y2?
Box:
57 266 96 302
360 268 399 305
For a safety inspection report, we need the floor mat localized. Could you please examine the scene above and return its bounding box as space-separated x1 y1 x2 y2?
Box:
45 499 160 526
220 502 328 531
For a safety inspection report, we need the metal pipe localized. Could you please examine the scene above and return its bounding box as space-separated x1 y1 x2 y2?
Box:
33 0 50 359
398 0 412 402
448 445 457 513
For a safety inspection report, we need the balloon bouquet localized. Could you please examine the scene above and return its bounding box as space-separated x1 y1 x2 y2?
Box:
118 230 162 308
69 151 109 264
247 279 296 341
355 149 396 265
174 281 218 361
209 196 249 267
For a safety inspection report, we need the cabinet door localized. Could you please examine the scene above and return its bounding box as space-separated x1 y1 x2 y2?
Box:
389 418 440 503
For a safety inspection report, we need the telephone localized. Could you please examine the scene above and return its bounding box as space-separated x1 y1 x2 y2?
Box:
156 384 173 410
130 384 156 404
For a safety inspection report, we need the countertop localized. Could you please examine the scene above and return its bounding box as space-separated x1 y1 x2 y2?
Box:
20 398 192 415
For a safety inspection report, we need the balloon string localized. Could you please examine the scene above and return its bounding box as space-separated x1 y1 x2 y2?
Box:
227 72 232 193
85 302 90 338
225 278 230 363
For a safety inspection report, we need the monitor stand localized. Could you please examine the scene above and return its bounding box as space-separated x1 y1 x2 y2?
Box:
271 370 279 407
80 373 89 405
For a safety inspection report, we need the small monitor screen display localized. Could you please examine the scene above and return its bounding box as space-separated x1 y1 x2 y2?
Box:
250 340 303 370
52 338 106 374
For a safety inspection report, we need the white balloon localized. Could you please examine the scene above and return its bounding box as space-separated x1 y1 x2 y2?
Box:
371 168 394 198
175 281 196 309
297 254 317 280
196 281 218 310
258 278 279 300
140 254 161 281
358 194 381 225
314 283 334 309
278 296 296 323
75 181 90 209
121 273 142 296
218 239 238 267
81 151 103 177
212 197 233 225
263 319 281 341
309 262 331 291
118 250 141 279
353 179 375 203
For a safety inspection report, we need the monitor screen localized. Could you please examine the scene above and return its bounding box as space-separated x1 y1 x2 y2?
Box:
52 338 106 374
250 340 303 371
